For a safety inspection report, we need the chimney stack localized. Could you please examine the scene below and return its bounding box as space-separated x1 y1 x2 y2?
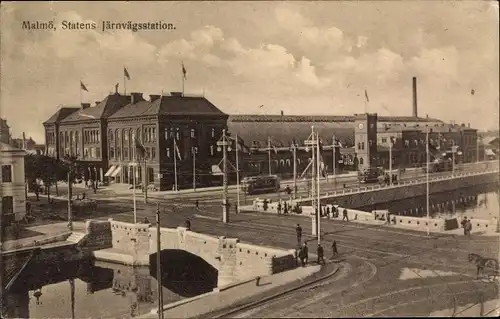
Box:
81 103 91 109
412 77 418 118
131 92 144 104
149 94 161 102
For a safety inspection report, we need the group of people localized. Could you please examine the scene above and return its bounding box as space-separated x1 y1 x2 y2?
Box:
276 201 292 215
295 223 339 267
383 174 398 185
461 216 473 237
319 206 350 221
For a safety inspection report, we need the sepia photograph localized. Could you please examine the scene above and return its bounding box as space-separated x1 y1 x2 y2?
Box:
0 0 499 318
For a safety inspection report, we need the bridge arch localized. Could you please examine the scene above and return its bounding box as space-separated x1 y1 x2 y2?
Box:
149 249 218 297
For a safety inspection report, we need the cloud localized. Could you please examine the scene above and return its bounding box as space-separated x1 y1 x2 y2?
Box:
409 47 460 82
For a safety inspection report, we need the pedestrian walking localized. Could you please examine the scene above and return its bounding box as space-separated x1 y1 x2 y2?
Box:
195 200 199 209
296 224 302 245
465 219 472 238
277 202 282 215
342 208 349 221
235 203 238 214
461 216 468 235
317 244 325 265
331 240 338 257
284 203 288 215
326 206 330 219
185 219 191 231
299 242 308 267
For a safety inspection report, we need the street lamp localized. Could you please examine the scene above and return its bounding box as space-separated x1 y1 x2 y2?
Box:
216 129 230 223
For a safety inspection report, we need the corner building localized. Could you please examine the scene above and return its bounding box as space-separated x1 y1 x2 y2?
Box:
44 91 228 191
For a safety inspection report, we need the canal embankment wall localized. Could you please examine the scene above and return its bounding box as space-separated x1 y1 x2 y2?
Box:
91 219 296 287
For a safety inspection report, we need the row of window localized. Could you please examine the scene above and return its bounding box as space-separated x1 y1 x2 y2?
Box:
46 131 56 145
84 129 100 144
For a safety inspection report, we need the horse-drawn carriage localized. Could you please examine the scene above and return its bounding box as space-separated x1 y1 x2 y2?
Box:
468 253 499 282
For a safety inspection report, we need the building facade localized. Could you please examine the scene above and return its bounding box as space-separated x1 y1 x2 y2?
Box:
1 142 27 226
44 92 228 191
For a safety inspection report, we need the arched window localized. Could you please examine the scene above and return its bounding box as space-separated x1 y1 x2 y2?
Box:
108 129 113 142
359 157 364 165
75 131 79 156
286 159 291 166
280 159 285 166
358 142 361 150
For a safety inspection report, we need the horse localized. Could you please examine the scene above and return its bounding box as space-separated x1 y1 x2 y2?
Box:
468 253 500 281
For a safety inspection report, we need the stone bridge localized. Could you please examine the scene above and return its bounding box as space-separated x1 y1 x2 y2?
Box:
99 220 296 287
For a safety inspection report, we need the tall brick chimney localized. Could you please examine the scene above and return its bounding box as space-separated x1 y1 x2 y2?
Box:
131 92 144 104
412 77 418 118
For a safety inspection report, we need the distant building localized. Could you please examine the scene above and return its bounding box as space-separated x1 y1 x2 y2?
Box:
0 118 12 144
1 142 27 226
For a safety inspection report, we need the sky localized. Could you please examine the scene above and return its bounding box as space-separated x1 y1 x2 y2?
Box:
1 1 499 142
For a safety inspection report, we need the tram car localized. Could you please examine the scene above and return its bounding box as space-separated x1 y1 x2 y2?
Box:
241 175 280 195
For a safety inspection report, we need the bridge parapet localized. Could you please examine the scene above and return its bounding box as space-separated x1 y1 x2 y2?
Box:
106 219 296 287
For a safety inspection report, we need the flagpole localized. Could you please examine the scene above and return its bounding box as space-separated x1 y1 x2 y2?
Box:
174 139 178 191
133 163 137 223
268 136 271 175
124 67 127 95
236 134 240 213
143 156 148 204
311 126 317 236
80 80 82 104
389 140 393 186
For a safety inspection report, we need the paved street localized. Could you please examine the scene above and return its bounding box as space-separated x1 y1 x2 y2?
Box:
96 196 499 317
23 161 499 317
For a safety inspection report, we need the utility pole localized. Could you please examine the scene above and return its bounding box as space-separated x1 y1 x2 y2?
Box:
143 157 148 203
217 129 230 223
235 134 240 214
332 135 336 189
316 132 321 245
426 128 430 236
476 136 480 163
192 147 196 191
131 163 137 223
67 166 73 231
305 126 317 237
156 203 164 319
389 138 393 186
268 136 272 175
293 143 297 199
452 140 456 177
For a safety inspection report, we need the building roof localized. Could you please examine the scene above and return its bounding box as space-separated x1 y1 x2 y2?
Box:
228 114 442 123
60 94 130 123
43 107 80 125
109 95 227 119
227 121 355 148
0 141 25 154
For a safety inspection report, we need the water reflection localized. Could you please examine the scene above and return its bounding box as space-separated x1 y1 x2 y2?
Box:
358 183 500 219
3 254 217 319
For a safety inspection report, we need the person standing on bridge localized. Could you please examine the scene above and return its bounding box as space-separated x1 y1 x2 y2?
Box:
342 208 349 221
299 242 308 266
461 216 468 235
277 202 282 215
465 219 472 238
296 224 303 245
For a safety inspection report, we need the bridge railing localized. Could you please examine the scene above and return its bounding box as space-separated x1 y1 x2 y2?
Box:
314 167 499 201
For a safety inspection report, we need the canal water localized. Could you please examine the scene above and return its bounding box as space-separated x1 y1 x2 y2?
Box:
3 251 217 319
357 183 499 220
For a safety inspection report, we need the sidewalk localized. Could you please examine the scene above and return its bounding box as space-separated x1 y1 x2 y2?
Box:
139 262 338 319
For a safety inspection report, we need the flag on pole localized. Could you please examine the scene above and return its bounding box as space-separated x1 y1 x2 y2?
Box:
135 136 146 159
124 67 131 80
236 135 250 154
182 63 187 80
80 81 89 92
364 89 370 103
174 139 182 160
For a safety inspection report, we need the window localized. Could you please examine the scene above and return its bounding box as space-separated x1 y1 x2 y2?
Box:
84 148 89 158
361 142 365 150
359 157 364 165
90 147 96 158
191 128 196 139
166 148 171 158
109 147 114 159
2 196 13 214
146 148 151 159
211 128 215 138
97 131 100 143
123 129 128 141
152 127 156 141
116 148 121 159
210 145 214 156
108 129 113 142
382 138 387 143
1 165 12 183
96 147 101 158
123 147 129 159
176 128 180 140
151 147 156 159
164 128 169 140
358 142 361 150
